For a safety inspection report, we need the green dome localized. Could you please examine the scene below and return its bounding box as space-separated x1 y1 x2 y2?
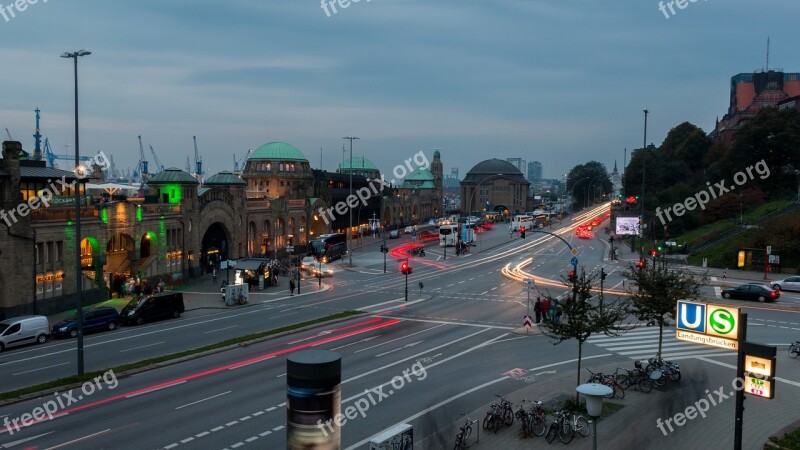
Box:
148 167 198 185
339 156 377 171
248 142 307 161
205 171 246 186
404 168 434 181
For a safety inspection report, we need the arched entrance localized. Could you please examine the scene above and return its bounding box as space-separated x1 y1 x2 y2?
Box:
201 223 230 274
106 233 135 277
261 220 271 256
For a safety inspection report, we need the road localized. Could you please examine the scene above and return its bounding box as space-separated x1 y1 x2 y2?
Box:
1 205 799 449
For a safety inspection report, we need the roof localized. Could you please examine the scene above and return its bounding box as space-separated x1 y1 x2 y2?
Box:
19 165 79 181
234 258 271 271
404 167 434 182
248 142 307 162
147 167 199 185
205 171 246 186
463 159 527 184
339 156 377 171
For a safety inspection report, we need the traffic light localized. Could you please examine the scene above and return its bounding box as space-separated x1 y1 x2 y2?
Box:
568 270 577 283
600 267 607 280
380 244 389 253
650 249 659 258
520 226 526 239
637 259 646 269
401 261 412 275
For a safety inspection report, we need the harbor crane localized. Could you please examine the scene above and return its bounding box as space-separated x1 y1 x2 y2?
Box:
149 144 165 173
136 135 149 191
193 136 203 183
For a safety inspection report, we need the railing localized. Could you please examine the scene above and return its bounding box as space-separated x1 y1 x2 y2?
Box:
31 205 99 221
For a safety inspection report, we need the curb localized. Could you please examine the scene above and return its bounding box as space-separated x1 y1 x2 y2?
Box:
765 418 800 449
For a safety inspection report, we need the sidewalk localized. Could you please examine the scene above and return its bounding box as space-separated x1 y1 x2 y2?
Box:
43 271 324 327
429 358 794 450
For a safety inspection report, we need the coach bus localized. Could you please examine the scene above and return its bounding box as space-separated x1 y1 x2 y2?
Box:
309 233 347 262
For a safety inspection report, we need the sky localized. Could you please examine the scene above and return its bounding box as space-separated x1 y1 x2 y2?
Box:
0 0 797 182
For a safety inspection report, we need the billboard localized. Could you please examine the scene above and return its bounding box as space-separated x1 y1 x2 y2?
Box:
615 217 640 236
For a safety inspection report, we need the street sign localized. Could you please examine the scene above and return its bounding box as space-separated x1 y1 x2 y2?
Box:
570 256 578 266
571 248 578 256
766 245 772 255
675 301 740 350
523 315 533 328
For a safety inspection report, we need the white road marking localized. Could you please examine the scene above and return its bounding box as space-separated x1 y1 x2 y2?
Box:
44 429 111 450
12 362 69 376
354 324 445 353
175 391 232 410
203 325 239 334
120 341 166 352
1 432 54 449
125 381 186 398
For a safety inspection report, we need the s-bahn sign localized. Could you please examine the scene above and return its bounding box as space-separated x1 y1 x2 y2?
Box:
675 301 740 350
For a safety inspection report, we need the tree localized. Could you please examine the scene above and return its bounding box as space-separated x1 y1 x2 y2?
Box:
624 264 706 360
539 269 632 401
566 162 613 209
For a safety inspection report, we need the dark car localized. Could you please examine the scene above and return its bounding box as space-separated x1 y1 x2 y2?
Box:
120 292 184 325
721 283 780 303
52 307 120 338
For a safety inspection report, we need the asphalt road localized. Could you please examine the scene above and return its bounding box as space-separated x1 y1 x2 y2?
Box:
1 207 799 449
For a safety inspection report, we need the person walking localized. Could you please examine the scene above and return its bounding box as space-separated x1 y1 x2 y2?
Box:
549 298 556 322
289 278 296 296
541 296 550 322
554 302 563 326
212 268 217 285
533 297 543 324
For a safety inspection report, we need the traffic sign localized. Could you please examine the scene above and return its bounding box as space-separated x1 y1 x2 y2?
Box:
571 248 578 256
570 256 578 266
523 315 533 328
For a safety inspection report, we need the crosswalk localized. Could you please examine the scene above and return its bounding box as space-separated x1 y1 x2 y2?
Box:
586 327 736 360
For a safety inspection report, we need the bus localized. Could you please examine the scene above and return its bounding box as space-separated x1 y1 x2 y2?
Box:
439 223 458 247
511 215 533 231
309 233 347 262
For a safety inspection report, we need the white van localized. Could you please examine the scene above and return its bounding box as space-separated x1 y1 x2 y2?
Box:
0 316 50 351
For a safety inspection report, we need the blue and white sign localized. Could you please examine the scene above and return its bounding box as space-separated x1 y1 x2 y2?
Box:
570 257 578 266
676 301 706 333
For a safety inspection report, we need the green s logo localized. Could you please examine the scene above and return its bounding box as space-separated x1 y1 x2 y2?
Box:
709 309 735 335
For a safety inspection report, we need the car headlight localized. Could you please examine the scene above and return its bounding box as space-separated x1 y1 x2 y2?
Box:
59 327 68 332
128 311 136 316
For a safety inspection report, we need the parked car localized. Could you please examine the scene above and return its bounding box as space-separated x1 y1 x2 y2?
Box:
120 292 185 325
51 307 120 338
772 276 800 292
309 263 335 278
721 283 780 302
389 229 400 239
300 256 317 273
0 316 50 351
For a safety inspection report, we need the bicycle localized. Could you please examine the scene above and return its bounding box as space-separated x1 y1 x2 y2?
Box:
527 400 548 437
454 413 476 450
586 369 622 399
789 341 799 359
495 395 514 427
545 408 574 444
569 411 591 438
617 365 653 394
482 403 502 434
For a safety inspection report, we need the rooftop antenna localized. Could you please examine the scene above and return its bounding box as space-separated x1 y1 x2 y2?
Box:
766 36 770 71
4 127 12 140
33 108 42 160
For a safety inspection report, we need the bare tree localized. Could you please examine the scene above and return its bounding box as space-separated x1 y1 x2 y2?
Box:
539 268 632 401
624 263 706 360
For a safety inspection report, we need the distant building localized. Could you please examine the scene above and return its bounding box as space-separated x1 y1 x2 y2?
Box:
528 161 543 183
610 161 622 197
714 70 800 147
460 159 531 215
506 158 526 175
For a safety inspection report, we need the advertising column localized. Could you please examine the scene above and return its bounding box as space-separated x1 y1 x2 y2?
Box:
287 349 342 449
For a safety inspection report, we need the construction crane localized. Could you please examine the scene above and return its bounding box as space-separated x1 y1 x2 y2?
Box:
193 136 203 183
5 128 12 140
233 149 252 174
185 155 191 173
43 138 91 168
136 135 149 191
149 144 165 173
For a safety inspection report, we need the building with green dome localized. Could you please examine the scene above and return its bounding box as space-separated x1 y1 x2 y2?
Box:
338 156 380 180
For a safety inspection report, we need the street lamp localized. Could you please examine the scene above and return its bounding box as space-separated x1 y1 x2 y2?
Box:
576 383 613 450
640 109 649 258
61 49 90 376
343 137 359 267
586 175 603 209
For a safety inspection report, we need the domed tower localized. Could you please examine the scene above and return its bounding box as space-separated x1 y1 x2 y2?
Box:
431 150 443 194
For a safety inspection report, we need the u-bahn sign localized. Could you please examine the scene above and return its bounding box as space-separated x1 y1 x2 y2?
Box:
675 301 740 350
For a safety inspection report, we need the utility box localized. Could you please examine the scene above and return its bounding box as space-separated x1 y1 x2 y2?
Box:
368 423 413 450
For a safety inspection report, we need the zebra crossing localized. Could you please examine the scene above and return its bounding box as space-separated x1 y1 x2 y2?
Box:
586 326 736 360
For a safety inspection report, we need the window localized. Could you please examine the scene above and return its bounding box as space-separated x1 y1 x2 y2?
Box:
46 242 53 264
56 241 63 262
4 323 21 335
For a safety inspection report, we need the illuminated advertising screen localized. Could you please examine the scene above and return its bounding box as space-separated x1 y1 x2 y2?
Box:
615 217 640 236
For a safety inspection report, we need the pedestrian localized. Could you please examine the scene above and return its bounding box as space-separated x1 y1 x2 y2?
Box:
533 297 542 324
212 268 217 285
549 298 556 322
541 297 550 322
289 278 295 296
554 303 563 326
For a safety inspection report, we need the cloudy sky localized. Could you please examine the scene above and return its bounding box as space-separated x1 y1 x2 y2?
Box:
0 0 796 181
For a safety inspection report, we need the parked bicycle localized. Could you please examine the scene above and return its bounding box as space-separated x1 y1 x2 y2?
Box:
616 365 653 394
586 369 624 399
545 407 575 444
789 341 799 359
643 356 681 386
454 413 477 450
482 402 502 434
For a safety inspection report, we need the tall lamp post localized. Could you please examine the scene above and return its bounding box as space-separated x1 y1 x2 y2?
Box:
61 49 91 376
640 109 648 258
343 136 359 267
